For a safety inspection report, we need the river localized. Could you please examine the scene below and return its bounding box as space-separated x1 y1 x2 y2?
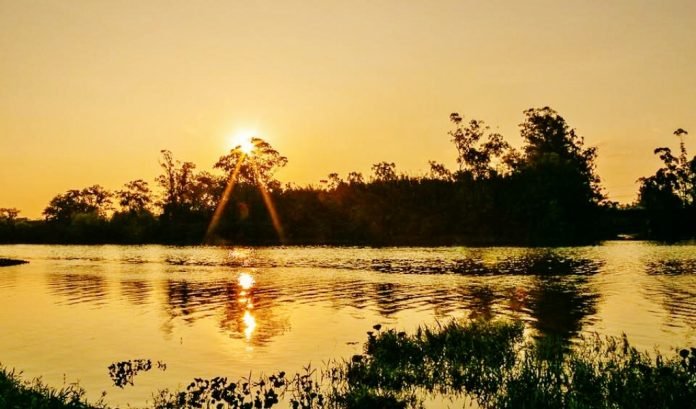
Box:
0 242 694 407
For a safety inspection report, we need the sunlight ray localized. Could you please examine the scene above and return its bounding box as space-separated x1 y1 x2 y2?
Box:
250 158 285 244
204 155 245 242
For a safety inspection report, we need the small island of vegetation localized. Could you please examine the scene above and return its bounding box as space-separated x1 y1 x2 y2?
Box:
0 258 28 267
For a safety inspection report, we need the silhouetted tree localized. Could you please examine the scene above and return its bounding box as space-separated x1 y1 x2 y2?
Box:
43 185 112 222
427 161 452 181
518 107 601 198
509 107 604 243
156 150 197 216
39 185 113 242
1 107 627 245
371 162 397 182
117 179 153 213
214 138 288 189
347 171 365 185
449 113 512 179
189 171 224 213
638 128 696 239
111 180 157 242
0 208 20 223
0 208 21 243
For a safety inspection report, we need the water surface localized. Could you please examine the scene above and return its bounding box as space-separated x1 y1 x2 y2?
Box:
0 243 694 407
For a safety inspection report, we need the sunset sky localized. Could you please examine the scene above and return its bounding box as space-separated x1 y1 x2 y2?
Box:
1 0 695 218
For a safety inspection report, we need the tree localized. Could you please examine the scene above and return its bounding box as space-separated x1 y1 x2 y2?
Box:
518 107 601 200
449 113 511 179
116 179 153 213
427 161 452 181
347 171 364 185
0 208 20 223
43 185 112 222
214 138 288 188
155 150 197 215
638 128 695 238
325 173 343 190
516 107 602 200
371 162 397 182
511 107 604 243
640 129 694 205
190 171 225 213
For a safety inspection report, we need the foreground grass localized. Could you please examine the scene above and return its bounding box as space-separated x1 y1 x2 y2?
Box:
3 320 695 408
339 322 696 409
0 367 106 409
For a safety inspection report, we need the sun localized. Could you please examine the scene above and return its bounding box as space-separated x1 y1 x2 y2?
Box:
229 131 257 155
239 138 255 155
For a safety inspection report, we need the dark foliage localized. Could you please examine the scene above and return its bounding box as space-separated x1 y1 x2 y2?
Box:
638 128 696 240
0 366 106 408
0 107 636 246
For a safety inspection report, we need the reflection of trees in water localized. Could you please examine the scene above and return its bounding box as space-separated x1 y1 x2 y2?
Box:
120 279 151 305
464 285 498 320
653 280 696 329
366 252 602 276
46 273 107 305
41 251 603 343
374 283 398 317
361 254 602 342
497 253 601 276
644 259 696 329
645 259 696 276
526 276 599 342
163 278 289 346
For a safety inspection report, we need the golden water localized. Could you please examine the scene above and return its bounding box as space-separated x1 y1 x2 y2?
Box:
0 242 694 407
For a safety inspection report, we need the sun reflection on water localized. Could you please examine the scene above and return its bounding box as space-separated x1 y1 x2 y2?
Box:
238 273 255 290
238 272 256 341
242 310 256 340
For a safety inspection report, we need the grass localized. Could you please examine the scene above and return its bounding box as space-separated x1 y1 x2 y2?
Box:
2 320 695 408
0 366 106 409
337 321 696 409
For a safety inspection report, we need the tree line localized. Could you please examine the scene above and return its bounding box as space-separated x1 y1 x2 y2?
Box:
0 106 691 245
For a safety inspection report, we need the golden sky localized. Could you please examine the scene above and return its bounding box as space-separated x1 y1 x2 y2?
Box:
1 0 695 218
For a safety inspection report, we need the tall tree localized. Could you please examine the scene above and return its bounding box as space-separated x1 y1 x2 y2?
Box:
0 208 20 223
156 150 197 215
116 179 153 213
371 162 397 182
512 107 604 242
43 185 112 222
518 107 601 200
638 128 695 238
449 113 512 179
214 138 288 189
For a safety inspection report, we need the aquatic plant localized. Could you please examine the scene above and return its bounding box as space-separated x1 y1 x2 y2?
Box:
108 359 166 388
